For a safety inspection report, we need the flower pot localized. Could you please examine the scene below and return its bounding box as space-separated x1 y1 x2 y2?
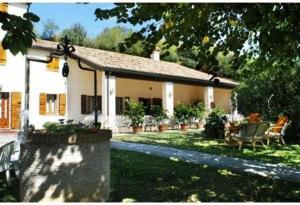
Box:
158 124 167 132
133 126 142 134
20 130 112 202
180 124 189 131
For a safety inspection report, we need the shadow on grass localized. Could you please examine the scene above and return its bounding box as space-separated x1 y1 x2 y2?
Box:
113 130 300 168
109 149 300 202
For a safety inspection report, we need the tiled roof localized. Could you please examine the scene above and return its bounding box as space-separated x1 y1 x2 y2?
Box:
32 39 238 87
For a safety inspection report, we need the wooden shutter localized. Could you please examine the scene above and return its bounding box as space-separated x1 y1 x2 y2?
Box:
0 43 7 65
81 95 87 114
0 3 8 13
47 57 59 71
59 94 66 116
11 92 21 129
39 93 46 115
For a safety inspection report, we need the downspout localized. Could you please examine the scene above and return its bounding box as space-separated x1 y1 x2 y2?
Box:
76 58 98 127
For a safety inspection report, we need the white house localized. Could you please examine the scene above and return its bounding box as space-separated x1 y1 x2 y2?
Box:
0 3 238 131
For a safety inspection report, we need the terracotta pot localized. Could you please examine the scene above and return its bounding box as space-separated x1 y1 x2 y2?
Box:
158 124 167 132
180 124 189 131
133 126 142 134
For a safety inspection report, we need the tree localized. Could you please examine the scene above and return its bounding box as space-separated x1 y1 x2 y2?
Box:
41 19 59 41
0 3 39 55
60 23 87 46
92 26 144 56
95 3 300 72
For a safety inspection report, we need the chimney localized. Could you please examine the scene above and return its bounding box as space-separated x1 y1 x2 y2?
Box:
150 47 160 61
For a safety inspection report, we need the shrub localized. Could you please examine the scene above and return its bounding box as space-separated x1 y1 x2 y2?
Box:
124 100 145 127
174 102 192 125
204 108 226 139
42 121 89 134
191 101 206 122
150 105 168 124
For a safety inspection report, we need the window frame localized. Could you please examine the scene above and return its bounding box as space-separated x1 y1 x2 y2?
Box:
46 94 59 115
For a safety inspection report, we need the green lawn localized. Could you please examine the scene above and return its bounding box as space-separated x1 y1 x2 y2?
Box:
109 149 300 202
113 130 300 168
1 149 300 202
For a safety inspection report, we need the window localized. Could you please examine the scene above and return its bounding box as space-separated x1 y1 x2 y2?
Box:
46 94 58 114
0 3 8 13
152 98 162 107
81 95 102 114
0 43 6 65
40 93 65 116
139 97 151 115
47 57 59 71
116 97 123 115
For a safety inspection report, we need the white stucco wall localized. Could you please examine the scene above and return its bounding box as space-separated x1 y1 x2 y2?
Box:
27 49 67 129
66 59 103 123
174 83 204 106
0 3 27 128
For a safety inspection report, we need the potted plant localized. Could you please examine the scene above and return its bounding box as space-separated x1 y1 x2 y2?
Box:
124 100 145 133
191 102 206 129
174 102 192 131
150 105 168 132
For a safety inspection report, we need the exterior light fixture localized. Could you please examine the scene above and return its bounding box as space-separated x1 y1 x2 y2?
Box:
169 92 173 98
109 88 114 95
62 62 69 77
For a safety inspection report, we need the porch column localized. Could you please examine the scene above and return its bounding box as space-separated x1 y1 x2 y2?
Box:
101 72 108 127
232 92 239 120
162 82 174 116
204 86 214 111
102 73 117 130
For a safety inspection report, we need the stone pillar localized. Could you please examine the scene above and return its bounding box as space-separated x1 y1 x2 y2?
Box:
204 86 214 111
162 82 174 116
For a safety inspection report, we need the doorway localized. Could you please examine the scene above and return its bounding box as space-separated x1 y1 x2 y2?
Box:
0 92 9 128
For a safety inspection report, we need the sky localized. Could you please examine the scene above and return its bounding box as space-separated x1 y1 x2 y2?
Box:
30 3 141 38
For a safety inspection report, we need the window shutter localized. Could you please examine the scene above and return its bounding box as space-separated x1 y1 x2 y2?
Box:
59 94 66 116
47 57 59 71
11 92 21 129
0 3 8 13
39 93 46 115
0 43 7 65
81 95 87 114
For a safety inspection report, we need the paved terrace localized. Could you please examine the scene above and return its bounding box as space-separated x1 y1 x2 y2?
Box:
111 140 300 183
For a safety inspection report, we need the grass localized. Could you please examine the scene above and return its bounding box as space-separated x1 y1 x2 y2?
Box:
109 149 300 202
1 149 300 202
113 130 300 168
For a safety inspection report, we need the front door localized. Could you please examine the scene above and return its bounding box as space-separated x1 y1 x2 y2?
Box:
0 92 9 128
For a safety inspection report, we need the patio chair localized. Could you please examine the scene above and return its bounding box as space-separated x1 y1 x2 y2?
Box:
231 123 259 151
144 115 156 132
0 141 14 185
266 121 291 146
